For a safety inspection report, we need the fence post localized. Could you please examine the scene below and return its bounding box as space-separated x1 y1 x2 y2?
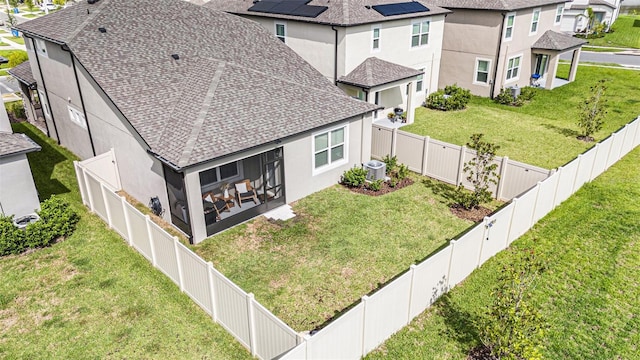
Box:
304 334 312 359
121 196 134 246
446 240 456 290
547 168 559 209
456 146 467 185
83 171 95 212
73 161 88 206
174 237 184 291
407 264 417 323
145 215 157 267
109 148 122 190
207 262 218 322
391 128 398 157
360 295 369 356
100 183 113 228
496 156 509 200
246 293 257 357
421 136 430 176
634 117 640 147
529 182 542 228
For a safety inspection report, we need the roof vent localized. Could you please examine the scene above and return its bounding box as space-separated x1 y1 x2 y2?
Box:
171 54 180 60
98 27 106 33
88 0 100 4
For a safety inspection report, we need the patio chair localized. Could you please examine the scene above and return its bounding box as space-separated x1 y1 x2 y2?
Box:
202 192 230 221
234 179 259 207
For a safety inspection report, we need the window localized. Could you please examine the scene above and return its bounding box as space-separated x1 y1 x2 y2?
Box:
530 8 541 35
67 106 87 129
372 25 381 51
474 59 491 84
35 38 48 57
199 162 240 188
275 23 286 43
504 13 515 40
38 90 50 118
411 20 429 47
356 90 366 100
313 126 347 171
416 69 424 92
505 55 522 81
555 5 564 24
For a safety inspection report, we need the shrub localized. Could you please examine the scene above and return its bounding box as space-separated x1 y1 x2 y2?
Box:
0 196 79 257
368 179 383 192
494 87 535 107
397 164 409 181
7 51 28 68
453 134 500 210
382 155 398 175
340 166 367 187
426 84 471 111
518 86 537 101
6 101 26 120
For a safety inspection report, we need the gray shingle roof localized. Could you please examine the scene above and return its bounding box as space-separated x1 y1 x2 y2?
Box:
0 132 41 158
17 0 376 168
571 0 616 10
205 0 451 26
7 61 36 88
532 30 587 50
337 57 422 89
431 0 569 11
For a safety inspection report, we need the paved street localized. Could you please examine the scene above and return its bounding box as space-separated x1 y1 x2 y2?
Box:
561 50 640 67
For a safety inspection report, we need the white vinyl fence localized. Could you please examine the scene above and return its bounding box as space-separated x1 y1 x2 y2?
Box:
371 126 553 200
281 117 640 359
74 156 301 360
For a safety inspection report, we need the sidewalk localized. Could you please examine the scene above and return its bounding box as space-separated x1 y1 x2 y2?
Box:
0 30 26 50
583 45 640 56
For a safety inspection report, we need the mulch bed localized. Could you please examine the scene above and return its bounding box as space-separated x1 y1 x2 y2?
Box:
344 178 414 196
449 204 493 222
466 345 497 360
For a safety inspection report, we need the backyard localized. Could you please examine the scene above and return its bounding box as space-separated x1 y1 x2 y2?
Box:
585 15 640 49
403 64 640 169
366 146 640 359
0 124 251 359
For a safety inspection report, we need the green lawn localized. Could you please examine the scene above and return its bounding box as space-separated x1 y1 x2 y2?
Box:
22 13 38 18
587 15 640 48
6 36 25 45
193 178 487 332
0 124 251 359
367 146 640 359
403 65 640 168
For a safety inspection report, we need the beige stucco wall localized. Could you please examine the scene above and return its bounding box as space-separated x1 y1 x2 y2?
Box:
0 154 41 218
440 5 564 97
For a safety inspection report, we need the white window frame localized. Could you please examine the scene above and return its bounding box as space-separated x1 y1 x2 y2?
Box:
312 124 348 175
410 19 430 48
38 90 50 118
530 8 541 35
473 58 491 85
505 54 522 83
555 4 564 25
504 12 516 41
372 25 381 52
415 68 425 92
34 38 48 58
275 22 286 43
67 105 87 129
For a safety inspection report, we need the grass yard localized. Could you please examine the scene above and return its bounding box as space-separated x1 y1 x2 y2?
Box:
0 124 251 359
404 65 640 169
193 178 489 332
586 15 640 48
367 146 640 359
5 36 25 45
22 13 38 18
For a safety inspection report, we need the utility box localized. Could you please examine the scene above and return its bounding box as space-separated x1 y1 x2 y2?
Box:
363 160 386 181
509 85 520 99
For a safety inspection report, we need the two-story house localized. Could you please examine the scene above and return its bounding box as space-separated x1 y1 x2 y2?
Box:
205 0 451 124
15 0 376 243
433 0 586 97
560 0 623 33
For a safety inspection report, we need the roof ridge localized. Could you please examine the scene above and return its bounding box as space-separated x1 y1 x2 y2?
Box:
65 0 111 43
177 61 226 167
342 0 349 24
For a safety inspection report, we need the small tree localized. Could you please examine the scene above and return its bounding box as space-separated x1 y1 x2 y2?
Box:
453 134 500 210
479 249 547 360
5 10 18 29
25 0 36 12
577 79 607 141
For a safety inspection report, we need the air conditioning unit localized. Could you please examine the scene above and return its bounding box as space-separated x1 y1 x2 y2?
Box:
363 160 386 181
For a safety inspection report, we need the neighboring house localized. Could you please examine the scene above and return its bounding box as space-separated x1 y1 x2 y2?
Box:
205 0 451 124
0 97 41 220
433 0 586 97
561 0 623 33
8 61 48 136
16 0 376 243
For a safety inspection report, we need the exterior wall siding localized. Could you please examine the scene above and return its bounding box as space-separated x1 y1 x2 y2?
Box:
0 155 41 217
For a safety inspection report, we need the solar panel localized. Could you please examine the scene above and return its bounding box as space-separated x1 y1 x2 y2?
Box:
248 0 328 18
372 2 430 17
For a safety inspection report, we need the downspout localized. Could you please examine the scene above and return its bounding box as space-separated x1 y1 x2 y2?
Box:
332 25 339 84
29 36 60 144
490 13 506 99
66 46 97 157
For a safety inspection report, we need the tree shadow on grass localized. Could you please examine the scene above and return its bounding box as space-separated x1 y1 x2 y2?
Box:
541 123 580 138
12 123 72 200
435 292 482 354
422 178 456 205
